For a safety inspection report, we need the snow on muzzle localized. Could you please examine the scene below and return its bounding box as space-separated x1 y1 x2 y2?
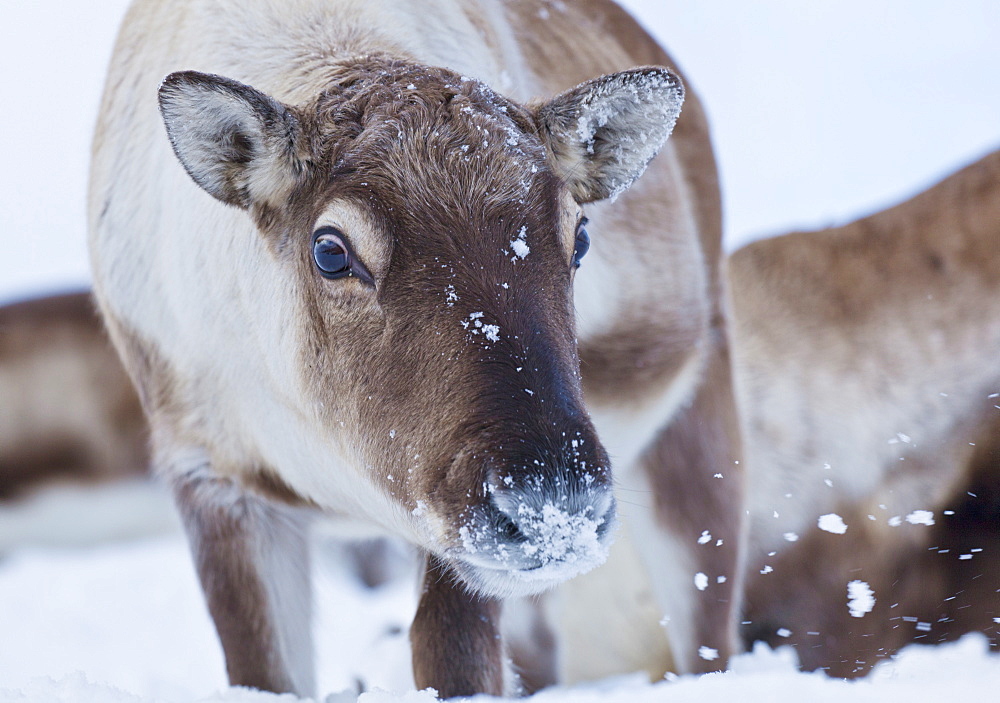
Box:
452 468 617 597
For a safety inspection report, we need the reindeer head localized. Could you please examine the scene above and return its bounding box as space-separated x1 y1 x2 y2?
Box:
157 57 683 597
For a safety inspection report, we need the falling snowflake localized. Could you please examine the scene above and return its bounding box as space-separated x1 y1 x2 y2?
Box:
905 510 935 526
847 580 875 617
818 513 848 534
698 646 719 661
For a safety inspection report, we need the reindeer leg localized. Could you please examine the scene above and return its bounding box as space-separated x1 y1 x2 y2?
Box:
632 335 746 673
410 553 505 698
171 466 314 696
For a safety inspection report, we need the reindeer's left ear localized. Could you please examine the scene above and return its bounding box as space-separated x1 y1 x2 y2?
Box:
535 67 684 203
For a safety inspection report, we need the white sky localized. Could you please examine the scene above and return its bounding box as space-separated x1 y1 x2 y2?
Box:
1 1 998 304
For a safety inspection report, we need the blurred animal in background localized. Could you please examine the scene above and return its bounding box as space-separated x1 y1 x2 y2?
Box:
0 291 145 499
732 148 1000 676
0 291 169 551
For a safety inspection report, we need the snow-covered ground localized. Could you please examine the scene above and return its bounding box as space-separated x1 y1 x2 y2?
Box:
2 1 1000 701
3 517 1000 703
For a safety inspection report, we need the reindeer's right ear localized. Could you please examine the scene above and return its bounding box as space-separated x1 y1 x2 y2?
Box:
535 67 684 204
158 71 305 209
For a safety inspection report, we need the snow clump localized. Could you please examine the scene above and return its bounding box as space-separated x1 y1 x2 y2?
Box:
818 513 848 534
517 503 606 568
458 500 610 586
511 226 530 259
461 311 500 343
905 510 935 526
847 579 876 617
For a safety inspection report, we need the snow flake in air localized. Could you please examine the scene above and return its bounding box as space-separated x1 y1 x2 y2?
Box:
818 513 848 534
905 510 935 526
698 646 719 661
847 580 875 617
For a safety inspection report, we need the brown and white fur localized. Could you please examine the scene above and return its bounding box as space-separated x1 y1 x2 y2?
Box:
731 149 1000 676
0 291 174 552
0 291 146 501
89 0 740 697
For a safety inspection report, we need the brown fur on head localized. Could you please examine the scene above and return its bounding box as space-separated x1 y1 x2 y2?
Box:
157 56 684 596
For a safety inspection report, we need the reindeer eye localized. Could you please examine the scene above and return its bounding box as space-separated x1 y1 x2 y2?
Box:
311 227 376 286
572 218 590 269
312 227 353 279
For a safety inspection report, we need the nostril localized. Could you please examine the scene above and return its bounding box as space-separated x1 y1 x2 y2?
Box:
461 480 616 577
486 483 616 542
487 489 531 542
493 505 527 543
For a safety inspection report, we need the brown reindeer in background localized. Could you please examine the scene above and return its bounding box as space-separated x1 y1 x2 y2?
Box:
733 149 1000 676
0 292 145 501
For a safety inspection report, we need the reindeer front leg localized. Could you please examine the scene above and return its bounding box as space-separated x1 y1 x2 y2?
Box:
171 466 314 696
637 337 746 672
410 554 505 698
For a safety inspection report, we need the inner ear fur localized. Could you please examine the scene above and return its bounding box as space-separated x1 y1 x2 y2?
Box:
535 67 685 204
158 70 306 209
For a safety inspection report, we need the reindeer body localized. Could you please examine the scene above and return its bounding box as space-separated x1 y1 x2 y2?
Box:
90 0 739 696
0 292 145 501
731 150 1000 675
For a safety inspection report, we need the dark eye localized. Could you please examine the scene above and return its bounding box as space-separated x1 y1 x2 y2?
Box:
572 218 590 269
312 227 353 279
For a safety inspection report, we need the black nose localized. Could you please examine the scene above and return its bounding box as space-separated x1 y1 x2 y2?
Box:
471 469 616 571
487 474 616 538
